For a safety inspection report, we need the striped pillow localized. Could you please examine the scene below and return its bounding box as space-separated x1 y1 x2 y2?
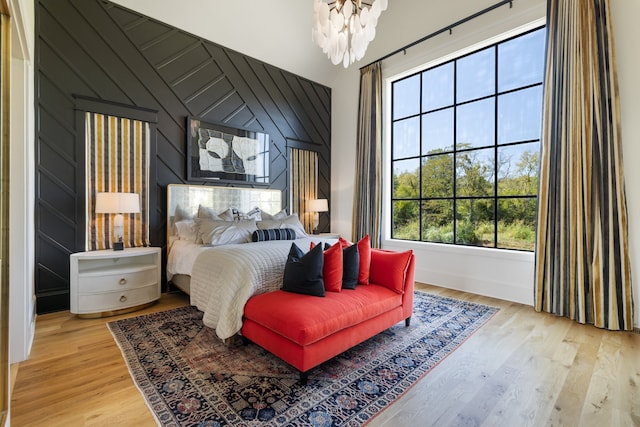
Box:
252 228 297 242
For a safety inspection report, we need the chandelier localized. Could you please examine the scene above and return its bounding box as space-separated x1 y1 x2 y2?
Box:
312 0 388 68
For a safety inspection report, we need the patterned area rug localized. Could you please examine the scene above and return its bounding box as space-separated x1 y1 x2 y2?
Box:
108 291 497 426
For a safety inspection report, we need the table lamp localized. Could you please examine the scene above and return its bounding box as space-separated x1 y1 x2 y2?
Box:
307 198 328 234
95 192 140 250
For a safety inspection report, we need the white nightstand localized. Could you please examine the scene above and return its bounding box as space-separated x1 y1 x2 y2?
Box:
70 247 161 318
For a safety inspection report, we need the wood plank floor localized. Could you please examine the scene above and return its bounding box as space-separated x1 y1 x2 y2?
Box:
10 284 640 426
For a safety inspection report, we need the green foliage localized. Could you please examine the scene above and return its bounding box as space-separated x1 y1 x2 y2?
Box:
392 145 538 251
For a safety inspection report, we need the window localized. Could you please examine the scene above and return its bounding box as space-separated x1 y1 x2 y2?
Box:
390 27 545 251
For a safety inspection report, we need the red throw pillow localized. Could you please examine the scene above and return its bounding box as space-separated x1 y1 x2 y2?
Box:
310 241 343 292
356 235 371 285
338 235 371 285
369 249 413 293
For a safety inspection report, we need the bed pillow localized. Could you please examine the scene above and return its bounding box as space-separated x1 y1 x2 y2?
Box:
174 219 198 242
310 242 342 293
252 228 297 242
196 218 257 246
341 243 359 289
258 214 307 238
197 205 224 220
282 243 325 297
260 208 288 220
174 204 193 221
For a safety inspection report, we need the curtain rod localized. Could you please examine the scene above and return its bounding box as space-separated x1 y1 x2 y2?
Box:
360 0 514 70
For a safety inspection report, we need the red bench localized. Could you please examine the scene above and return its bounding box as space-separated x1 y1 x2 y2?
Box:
242 248 415 384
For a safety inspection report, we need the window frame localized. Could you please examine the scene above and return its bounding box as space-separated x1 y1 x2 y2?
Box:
386 24 546 252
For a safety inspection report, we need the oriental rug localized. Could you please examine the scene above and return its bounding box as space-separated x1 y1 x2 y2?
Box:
108 291 498 426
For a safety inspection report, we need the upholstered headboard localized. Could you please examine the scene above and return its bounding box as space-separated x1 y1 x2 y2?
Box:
167 184 283 249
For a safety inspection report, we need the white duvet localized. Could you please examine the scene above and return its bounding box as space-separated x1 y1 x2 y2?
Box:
185 237 337 340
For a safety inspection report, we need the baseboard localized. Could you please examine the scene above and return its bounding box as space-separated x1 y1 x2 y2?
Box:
632 327 640 335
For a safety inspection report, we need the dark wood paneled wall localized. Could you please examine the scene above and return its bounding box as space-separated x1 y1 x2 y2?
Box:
35 0 332 313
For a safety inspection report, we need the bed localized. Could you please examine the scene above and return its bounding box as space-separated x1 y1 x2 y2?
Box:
166 184 336 340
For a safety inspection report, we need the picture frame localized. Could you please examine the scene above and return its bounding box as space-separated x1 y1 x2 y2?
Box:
187 116 270 184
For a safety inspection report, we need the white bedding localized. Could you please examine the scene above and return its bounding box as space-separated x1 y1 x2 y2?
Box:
174 237 337 340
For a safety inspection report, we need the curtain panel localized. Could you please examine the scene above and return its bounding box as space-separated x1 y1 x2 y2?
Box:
535 0 633 330
86 112 151 250
353 62 382 247
290 148 318 234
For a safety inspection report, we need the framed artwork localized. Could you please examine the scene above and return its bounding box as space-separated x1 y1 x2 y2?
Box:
187 116 270 184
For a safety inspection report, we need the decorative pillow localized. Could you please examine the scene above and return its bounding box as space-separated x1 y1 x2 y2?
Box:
341 243 359 289
252 228 296 242
356 235 371 285
244 207 262 221
174 204 193 222
322 243 343 292
339 235 371 285
260 208 288 220
174 219 197 242
310 241 342 292
369 249 413 293
258 214 307 238
217 208 238 221
195 218 257 246
282 243 325 297
197 205 224 220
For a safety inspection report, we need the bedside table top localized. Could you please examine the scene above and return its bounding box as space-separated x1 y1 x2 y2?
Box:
71 247 160 258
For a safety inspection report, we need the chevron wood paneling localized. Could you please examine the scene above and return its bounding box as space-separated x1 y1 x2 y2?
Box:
35 0 331 313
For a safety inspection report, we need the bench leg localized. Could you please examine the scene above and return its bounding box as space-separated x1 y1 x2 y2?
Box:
299 371 308 385
405 317 411 327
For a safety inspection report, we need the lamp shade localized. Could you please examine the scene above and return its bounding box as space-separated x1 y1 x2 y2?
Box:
95 192 140 214
308 198 328 212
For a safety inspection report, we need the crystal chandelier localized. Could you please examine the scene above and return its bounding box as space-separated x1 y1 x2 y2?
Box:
312 0 388 68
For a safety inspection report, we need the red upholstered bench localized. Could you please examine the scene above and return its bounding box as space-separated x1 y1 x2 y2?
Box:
241 248 415 384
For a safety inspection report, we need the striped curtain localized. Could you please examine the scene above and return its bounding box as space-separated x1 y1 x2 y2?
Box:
290 148 318 234
353 62 382 247
86 112 151 250
534 0 633 330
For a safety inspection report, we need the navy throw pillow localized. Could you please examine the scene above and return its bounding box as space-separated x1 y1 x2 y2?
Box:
252 228 296 242
342 243 359 289
282 243 325 297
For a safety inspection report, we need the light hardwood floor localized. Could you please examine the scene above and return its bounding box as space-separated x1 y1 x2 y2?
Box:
10 284 640 427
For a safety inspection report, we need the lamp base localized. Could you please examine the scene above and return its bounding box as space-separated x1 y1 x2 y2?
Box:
113 241 124 251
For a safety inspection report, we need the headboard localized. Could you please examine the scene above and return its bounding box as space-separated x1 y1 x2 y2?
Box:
167 184 283 249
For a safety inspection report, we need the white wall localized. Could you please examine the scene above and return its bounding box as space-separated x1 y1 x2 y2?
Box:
331 0 640 326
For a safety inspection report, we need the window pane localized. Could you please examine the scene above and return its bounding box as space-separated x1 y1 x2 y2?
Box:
456 147 494 197
393 117 420 159
498 86 543 144
393 74 421 120
456 98 495 149
421 199 454 243
422 154 453 198
497 142 540 196
422 107 454 153
392 200 420 240
498 28 546 92
456 198 495 247
393 159 420 199
422 62 454 111
457 47 495 103
497 198 537 250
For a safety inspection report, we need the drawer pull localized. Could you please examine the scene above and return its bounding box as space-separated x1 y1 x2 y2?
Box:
119 278 127 285
120 295 127 302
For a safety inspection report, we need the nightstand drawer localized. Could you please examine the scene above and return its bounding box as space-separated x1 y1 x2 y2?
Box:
77 284 160 313
77 265 157 293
